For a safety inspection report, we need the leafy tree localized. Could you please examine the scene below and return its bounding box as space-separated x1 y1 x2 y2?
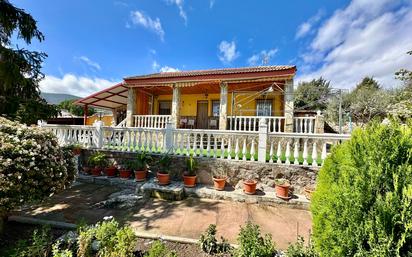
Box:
395 50 412 82
294 77 332 111
0 0 59 124
58 99 95 116
311 120 412 256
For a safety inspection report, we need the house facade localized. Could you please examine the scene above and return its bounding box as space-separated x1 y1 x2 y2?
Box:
76 66 320 133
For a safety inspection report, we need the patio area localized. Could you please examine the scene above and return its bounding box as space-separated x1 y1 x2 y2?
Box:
13 182 312 249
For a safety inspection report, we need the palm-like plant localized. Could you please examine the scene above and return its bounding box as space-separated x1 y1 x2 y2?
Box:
158 152 172 174
135 151 152 171
185 155 198 176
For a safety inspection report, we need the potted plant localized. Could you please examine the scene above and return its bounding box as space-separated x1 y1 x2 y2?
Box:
119 160 133 179
157 153 172 185
105 160 117 177
275 178 291 199
304 185 315 200
134 152 152 182
212 167 228 191
88 152 107 177
81 158 91 175
183 155 197 187
71 144 82 155
243 177 258 195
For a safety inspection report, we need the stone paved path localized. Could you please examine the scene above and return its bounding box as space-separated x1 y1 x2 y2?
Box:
14 183 312 249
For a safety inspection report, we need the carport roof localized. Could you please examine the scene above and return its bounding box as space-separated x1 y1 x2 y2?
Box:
74 82 128 110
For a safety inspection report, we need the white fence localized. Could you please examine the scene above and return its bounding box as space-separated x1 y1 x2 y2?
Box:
133 115 171 128
227 116 285 132
40 120 350 167
293 117 316 133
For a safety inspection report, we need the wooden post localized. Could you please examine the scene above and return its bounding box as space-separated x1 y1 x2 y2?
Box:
83 104 88 125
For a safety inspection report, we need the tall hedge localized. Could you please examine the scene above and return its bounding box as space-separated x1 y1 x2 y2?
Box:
0 117 76 216
311 121 412 256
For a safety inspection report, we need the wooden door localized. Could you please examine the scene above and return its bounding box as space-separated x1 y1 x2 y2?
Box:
196 101 209 129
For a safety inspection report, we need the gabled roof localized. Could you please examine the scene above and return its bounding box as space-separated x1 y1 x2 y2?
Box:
125 65 296 80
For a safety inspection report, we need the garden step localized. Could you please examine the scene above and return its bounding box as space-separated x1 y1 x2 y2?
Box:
140 179 185 201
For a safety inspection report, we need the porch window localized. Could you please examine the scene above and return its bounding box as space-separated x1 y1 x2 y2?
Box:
256 99 272 116
212 100 220 117
158 101 171 115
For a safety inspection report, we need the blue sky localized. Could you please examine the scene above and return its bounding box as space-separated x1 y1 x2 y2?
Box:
11 0 412 97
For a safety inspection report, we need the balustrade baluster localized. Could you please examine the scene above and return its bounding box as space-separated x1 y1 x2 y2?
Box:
227 137 232 160
309 119 313 133
213 136 218 158
321 143 327 165
220 137 225 159
242 138 247 161
186 133 190 156
312 142 318 167
199 134 204 157
276 141 282 164
294 141 299 165
206 134 211 157
192 133 197 156
235 137 240 160
127 130 131 151
285 141 291 164
269 141 274 163
250 139 256 161
303 139 308 166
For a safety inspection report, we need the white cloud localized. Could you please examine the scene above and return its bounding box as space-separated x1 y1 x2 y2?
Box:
298 0 412 89
247 48 278 66
152 61 160 71
160 66 180 72
209 0 216 8
76 56 101 71
295 9 324 39
166 0 187 24
130 10 165 41
39 74 117 97
218 40 239 64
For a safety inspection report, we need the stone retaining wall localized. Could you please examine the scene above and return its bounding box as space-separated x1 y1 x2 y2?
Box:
81 149 318 194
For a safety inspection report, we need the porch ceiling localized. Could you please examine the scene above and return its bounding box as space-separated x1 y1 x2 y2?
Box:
74 82 128 109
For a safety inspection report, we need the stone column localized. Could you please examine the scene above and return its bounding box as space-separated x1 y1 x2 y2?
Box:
171 84 181 128
126 87 137 127
314 110 325 134
219 82 228 130
284 79 294 132
111 108 118 126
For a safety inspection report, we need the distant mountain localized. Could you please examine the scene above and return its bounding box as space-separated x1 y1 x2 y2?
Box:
41 92 81 105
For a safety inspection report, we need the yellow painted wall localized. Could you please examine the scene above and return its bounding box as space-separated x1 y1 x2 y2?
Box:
153 92 283 116
86 115 113 126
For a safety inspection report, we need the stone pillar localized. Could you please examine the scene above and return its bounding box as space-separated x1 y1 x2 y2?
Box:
93 120 104 149
219 82 228 130
126 87 137 127
314 110 325 134
258 118 268 163
171 84 181 128
284 79 294 132
164 121 175 152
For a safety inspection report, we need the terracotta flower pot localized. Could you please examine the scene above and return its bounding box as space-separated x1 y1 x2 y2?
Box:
119 169 131 179
91 167 102 176
213 177 227 191
134 170 147 182
105 166 117 177
72 148 81 155
243 180 257 195
82 166 91 175
183 175 197 187
157 172 170 185
276 183 290 199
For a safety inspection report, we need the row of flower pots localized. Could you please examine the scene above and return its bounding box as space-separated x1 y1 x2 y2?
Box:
82 152 294 198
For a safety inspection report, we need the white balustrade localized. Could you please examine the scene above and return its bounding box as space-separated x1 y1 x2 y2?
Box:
102 127 165 152
133 115 171 128
171 129 259 161
268 132 349 166
293 117 316 133
227 116 285 132
41 124 95 148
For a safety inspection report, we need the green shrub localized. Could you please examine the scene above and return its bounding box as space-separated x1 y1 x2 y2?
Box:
52 241 73 257
10 226 53 257
77 219 137 257
235 222 277 257
311 120 412 256
199 224 232 254
0 117 76 218
145 240 178 257
286 236 318 257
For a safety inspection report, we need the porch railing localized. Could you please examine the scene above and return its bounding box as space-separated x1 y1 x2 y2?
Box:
293 117 316 133
39 120 350 167
227 116 285 132
133 115 171 128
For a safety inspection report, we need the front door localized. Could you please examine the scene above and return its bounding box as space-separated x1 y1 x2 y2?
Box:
196 101 209 129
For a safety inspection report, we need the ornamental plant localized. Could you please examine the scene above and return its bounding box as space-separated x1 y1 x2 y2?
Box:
235 222 277 257
185 155 198 176
158 152 172 174
0 117 76 231
311 120 412 256
199 224 232 255
135 151 152 170
88 152 108 168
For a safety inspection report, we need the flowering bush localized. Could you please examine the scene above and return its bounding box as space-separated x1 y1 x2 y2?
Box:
0 117 76 215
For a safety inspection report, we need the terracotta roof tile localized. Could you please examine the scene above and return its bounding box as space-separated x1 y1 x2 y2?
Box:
124 65 296 80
